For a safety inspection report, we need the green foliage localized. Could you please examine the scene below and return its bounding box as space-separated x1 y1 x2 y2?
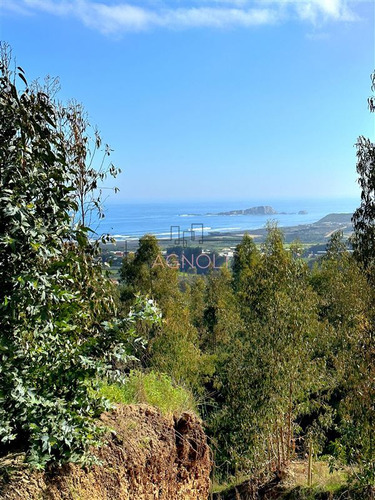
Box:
111 69 375 490
232 232 259 293
352 70 375 272
148 302 214 393
97 370 196 416
2 47 374 492
210 226 329 476
57 99 121 229
120 234 178 309
343 71 375 486
119 224 374 487
202 267 241 352
0 53 159 468
188 275 206 331
311 232 370 359
119 235 214 393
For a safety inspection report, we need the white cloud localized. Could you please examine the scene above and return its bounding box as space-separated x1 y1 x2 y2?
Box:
158 7 279 28
294 0 358 23
81 3 157 32
258 0 359 23
1 0 33 15
2 0 361 33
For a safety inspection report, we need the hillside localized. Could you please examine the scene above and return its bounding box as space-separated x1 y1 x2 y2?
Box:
316 213 353 224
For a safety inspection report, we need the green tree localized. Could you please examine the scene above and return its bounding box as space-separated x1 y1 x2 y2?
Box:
188 275 206 333
0 52 154 468
345 70 375 487
211 227 326 478
311 231 370 352
202 268 239 350
57 99 120 229
120 234 179 309
232 232 259 293
149 298 213 393
119 236 212 392
352 70 375 273
313 235 375 487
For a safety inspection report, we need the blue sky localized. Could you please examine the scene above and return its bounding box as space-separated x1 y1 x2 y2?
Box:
1 0 374 202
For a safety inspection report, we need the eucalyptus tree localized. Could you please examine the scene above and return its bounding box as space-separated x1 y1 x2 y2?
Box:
0 48 155 468
232 232 259 293
211 227 327 477
314 232 375 485
346 70 375 486
203 267 242 353
120 234 180 310
119 236 213 392
352 70 375 274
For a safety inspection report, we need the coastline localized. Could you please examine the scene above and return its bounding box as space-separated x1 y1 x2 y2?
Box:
103 212 353 248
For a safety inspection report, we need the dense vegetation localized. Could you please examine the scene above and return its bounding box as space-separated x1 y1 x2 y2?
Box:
117 69 375 494
1 46 375 497
0 48 160 468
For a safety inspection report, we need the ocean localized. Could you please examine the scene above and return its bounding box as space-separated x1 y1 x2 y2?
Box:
92 198 359 240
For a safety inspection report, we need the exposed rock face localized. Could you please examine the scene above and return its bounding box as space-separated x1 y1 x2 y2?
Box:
0 405 212 500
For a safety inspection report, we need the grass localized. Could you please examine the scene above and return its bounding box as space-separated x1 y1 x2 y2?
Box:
211 473 250 494
211 460 350 498
283 460 349 494
97 370 197 416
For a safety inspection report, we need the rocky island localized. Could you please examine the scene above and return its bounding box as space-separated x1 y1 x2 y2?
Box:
215 205 277 216
178 206 309 217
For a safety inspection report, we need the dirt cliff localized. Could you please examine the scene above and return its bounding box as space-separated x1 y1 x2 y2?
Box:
0 404 211 500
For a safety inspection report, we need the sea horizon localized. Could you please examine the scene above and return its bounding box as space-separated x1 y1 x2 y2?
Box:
93 196 359 240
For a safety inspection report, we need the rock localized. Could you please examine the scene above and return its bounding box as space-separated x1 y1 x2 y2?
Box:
218 206 277 216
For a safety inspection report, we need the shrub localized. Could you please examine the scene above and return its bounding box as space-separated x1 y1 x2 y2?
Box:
0 50 160 468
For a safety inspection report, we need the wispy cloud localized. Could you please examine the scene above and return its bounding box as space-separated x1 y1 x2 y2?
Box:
293 0 359 23
2 0 361 33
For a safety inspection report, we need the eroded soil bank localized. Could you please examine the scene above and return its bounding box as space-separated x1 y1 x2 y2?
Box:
0 404 211 500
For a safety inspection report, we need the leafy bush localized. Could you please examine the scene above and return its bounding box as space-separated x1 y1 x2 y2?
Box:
0 52 160 468
98 371 196 416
